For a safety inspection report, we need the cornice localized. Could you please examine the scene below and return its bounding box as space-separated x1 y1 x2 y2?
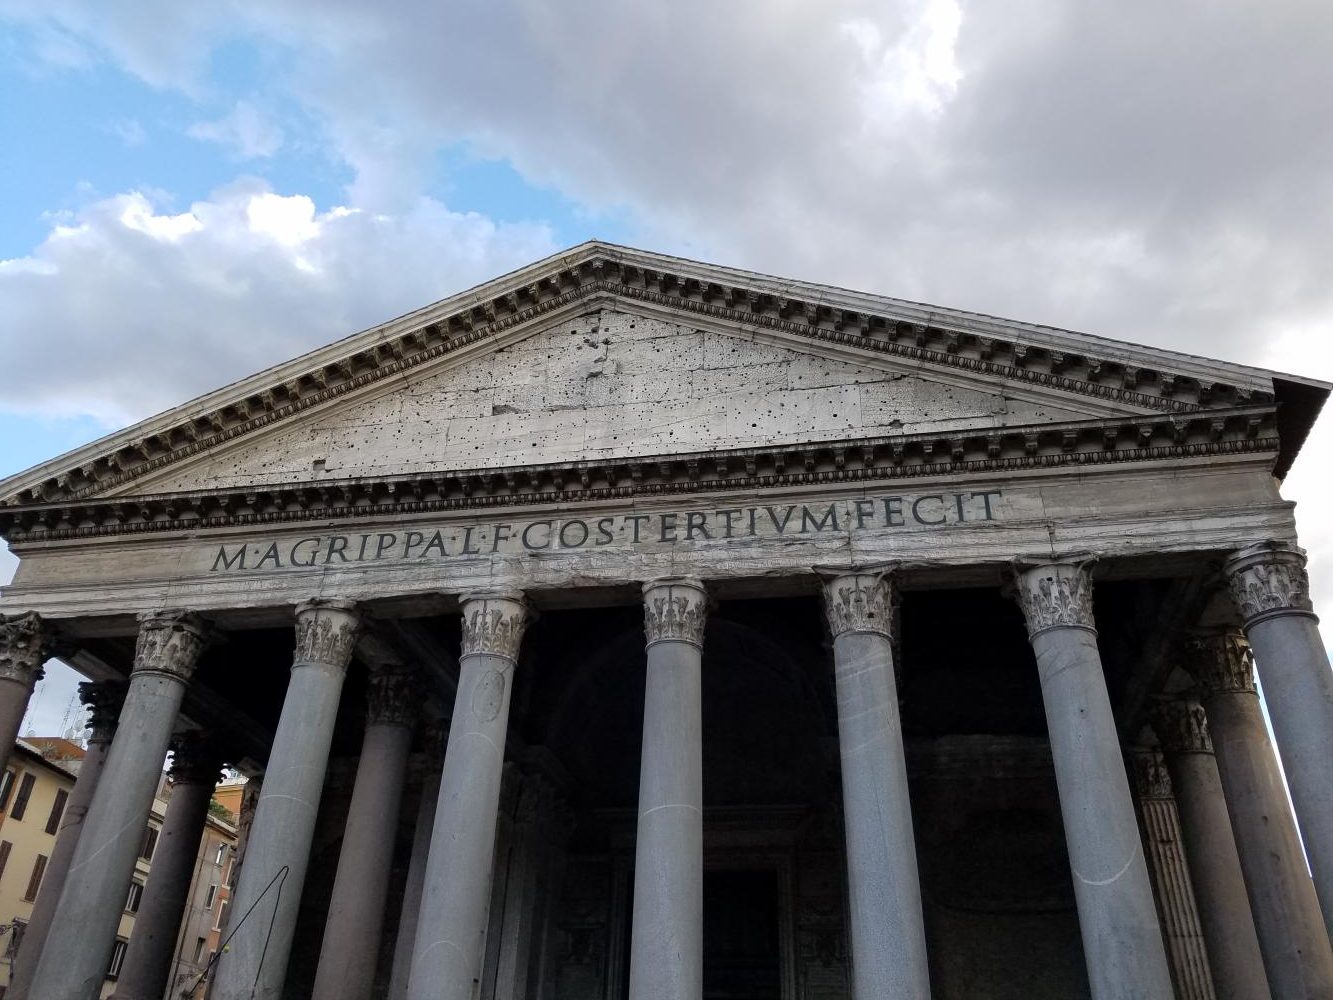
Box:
0 406 1279 544
2 253 1276 507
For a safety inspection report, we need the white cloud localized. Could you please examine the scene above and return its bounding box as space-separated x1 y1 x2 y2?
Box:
0 182 556 425
106 117 146 147
188 101 285 160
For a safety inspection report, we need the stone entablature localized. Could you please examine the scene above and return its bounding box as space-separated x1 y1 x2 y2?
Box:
0 405 1280 543
0 458 1297 621
0 244 1278 508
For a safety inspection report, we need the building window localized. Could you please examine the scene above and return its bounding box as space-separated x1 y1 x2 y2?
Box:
214 842 228 866
8 917 26 958
0 769 15 810
213 898 228 932
107 939 128 980
139 825 159 862
0 840 12 882
204 883 218 909
22 854 48 901
44 788 69 835
125 880 144 914
193 936 207 963
9 773 36 821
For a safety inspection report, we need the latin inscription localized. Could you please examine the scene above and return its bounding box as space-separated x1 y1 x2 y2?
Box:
210 489 1003 573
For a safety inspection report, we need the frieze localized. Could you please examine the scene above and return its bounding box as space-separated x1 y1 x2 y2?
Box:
1149 698 1213 755
643 578 710 648
293 599 361 668
819 571 896 640
0 612 49 686
1184 632 1256 695
1224 541 1314 627
460 592 528 661
134 611 208 682
1011 561 1096 637
202 491 1003 575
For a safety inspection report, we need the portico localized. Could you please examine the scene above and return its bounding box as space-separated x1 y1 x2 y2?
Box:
1 243 1330 999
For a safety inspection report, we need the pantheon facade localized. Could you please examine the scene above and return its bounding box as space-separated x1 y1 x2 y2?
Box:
1 243 1331 1000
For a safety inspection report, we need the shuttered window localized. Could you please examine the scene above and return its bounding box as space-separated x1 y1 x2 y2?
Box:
23 854 48 901
10 773 36 820
0 769 15 809
0 840 12 881
140 825 159 861
44 788 69 835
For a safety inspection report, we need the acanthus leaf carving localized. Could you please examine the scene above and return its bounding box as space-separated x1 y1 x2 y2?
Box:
134 611 209 681
818 570 895 639
1130 749 1173 800
79 680 127 744
1225 541 1314 627
1011 561 1095 637
642 578 709 648
460 592 528 661
0 612 49 686
1184 631 1256 695
366 670 419 728
1149 697 1213 754
293 599 361 668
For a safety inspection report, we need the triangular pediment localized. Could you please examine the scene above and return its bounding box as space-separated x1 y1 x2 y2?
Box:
112 306 1127 495
1 240 1318 508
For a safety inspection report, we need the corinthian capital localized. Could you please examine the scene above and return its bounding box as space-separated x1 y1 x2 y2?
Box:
134 612 209 682
1011 561 1096 638
1149 697 1213 754
818 570 895 640
1225 541 1314 627
460 591 528 661
366 670 419 728
642 578 709 649
168 731 227 786
294 599 361 669
1184 631 1255 696
79 681 127 744
1130 749 1173 800
0 612 49 686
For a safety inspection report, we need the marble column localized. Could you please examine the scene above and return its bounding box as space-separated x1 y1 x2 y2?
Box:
819 569 930 1000
29 612 208 1000
1011 561 1174 1000
211 599 362 1000
388 725 446 1000
113 732 226 1000
312 669 418 1000
8 680 126 1000
1128 749 1215 1000
1187 631 1333 1000
407 592 529 1000
1225 541 1333 934
0 612 49 778
1151 697 1271 1000
627 577 709 1000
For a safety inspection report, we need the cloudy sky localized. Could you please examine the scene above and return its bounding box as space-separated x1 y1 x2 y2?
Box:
2 1 1331 733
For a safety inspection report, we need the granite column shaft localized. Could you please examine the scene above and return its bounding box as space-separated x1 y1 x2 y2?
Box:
28 612 208 1000
311 670 417 1000
7 680 126 1000
627 577 709 1000
1013 562 1175 1000
112 733 224 1000
407 592 529 1000
211 599 361 1000
388 737 445 1000
820 569 930 999
1189 632 1333 1000
1226 542 1333 933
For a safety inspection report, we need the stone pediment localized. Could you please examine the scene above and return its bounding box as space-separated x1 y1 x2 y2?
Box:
0 241 1323 517
111 306 1136 496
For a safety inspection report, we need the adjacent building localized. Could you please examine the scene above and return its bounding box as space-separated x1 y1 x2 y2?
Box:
0 243 1331 999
